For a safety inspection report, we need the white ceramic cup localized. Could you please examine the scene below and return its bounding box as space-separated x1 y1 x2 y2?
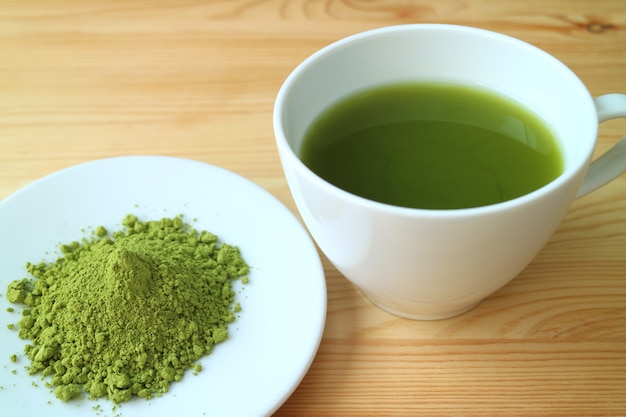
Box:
273 24 626 320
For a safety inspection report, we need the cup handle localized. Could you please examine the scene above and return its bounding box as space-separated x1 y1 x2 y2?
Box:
576 93 626 198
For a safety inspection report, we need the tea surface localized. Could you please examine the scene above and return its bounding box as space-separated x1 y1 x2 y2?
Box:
300 82 563 209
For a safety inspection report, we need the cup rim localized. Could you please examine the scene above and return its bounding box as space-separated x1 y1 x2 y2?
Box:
273 23 598 218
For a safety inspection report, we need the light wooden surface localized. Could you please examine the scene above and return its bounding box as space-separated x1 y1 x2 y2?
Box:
1 1 625 416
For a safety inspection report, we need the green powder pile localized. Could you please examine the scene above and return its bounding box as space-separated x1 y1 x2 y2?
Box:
5 214 249 403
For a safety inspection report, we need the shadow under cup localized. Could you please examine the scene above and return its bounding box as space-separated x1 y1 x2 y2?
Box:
274 24 599 319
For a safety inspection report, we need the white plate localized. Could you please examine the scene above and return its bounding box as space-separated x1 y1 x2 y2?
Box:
0 156 326 417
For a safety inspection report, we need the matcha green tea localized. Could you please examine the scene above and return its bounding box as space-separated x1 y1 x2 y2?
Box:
5 214 249 403
300 82 563 209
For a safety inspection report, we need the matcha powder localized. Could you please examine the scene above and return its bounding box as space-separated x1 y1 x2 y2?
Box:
5 214 249 403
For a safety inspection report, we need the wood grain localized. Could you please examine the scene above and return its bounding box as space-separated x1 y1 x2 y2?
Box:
1 1 625 416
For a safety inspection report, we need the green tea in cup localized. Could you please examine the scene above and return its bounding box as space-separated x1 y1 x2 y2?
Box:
300 82 563 209
274 24 626 319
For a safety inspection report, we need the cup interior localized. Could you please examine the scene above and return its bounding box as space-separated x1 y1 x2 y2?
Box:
276 24 598 181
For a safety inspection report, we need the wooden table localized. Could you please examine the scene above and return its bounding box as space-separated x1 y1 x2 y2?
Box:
1 1 625 416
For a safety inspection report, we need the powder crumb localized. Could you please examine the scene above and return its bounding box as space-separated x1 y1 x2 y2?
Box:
5 214 249 404
5 278 31 304
95 225 108 238
55 384 82 401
